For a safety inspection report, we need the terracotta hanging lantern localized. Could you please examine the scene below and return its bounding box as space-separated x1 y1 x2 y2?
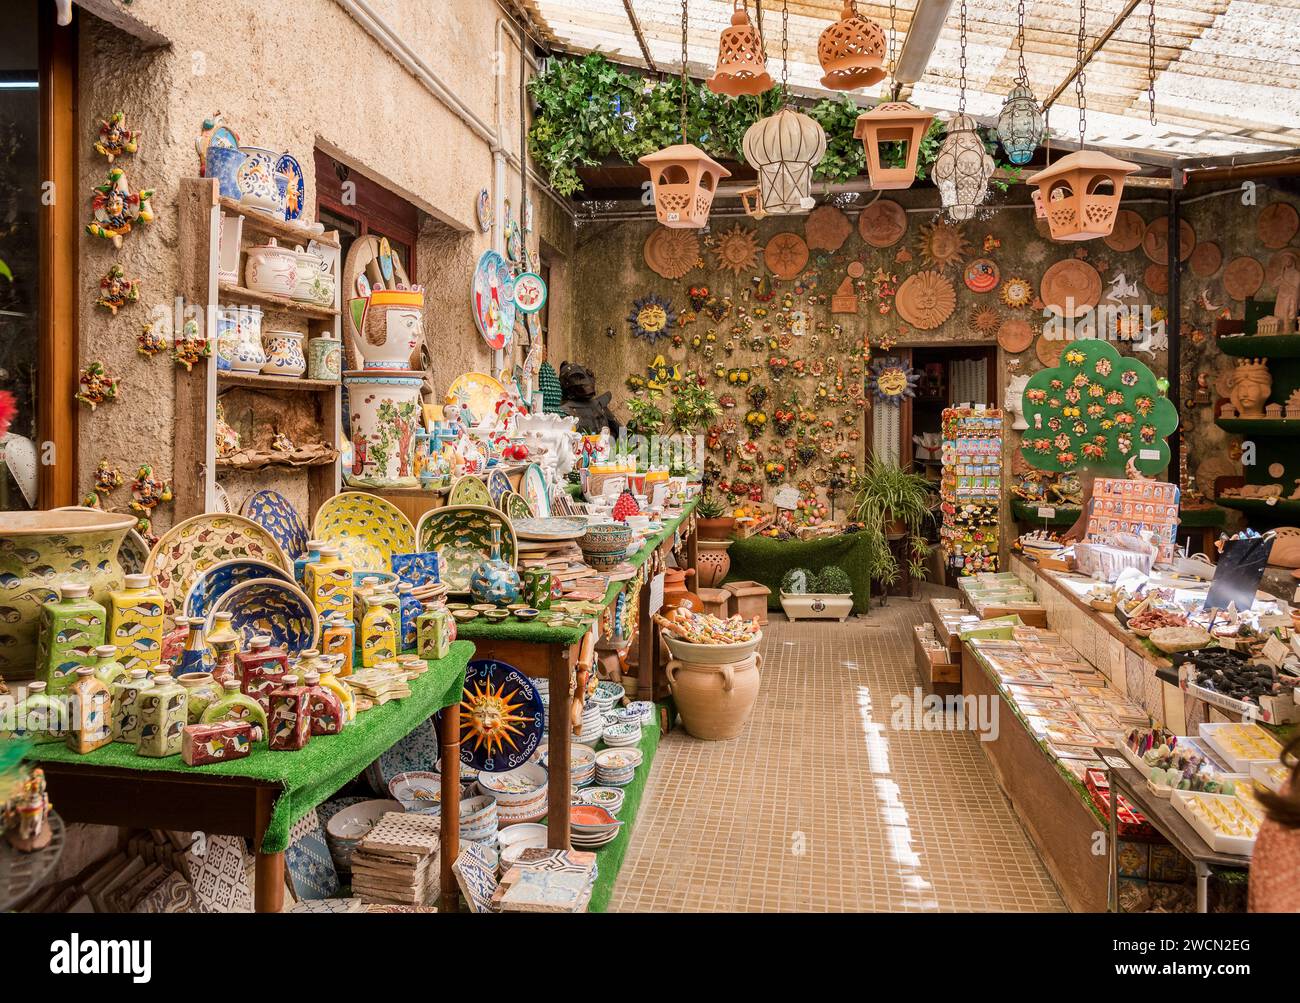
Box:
1027 150 1138 241
853 101 933 190
930 114 994 222
817 2 887 91
742 107 827 215
708 1 773 97
639 145 731 229
996 83 1044 165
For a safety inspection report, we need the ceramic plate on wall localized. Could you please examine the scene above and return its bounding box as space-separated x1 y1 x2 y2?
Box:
312 491 416 572
471 250 515 352
146 513 290 626
486 467 512 507
209 576 319 655
448 475 493 507
184 558 293 622
242 488 309 561
444 372 504 425
416 505 517 594
520 463 550 518
446 659 543 772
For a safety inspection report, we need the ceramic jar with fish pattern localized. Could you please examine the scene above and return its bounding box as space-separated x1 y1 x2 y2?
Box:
268 674 310 751
177 672 222 725
107 573 164 675
136 674 188 758
66 666 113 754
36 584 107 696
111 669 153 744
359 592 398 668
304 546 353 622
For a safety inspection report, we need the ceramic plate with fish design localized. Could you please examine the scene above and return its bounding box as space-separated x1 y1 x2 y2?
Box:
208 577 319 655
312 491 416 572
520 463 550 518
146 513 290 626
499 490 533 522
242 489 309 561
183 558 294 622
486 467 512 507
448 475 493 507
415 505 517 594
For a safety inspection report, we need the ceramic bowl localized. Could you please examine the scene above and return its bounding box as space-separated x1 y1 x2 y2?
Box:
596 748 643 771
580 521 633 571
476 763 547 805
485 609 510 623
600 722 641 746
453 609 479 623
183 558 293 621
514 608 539 621
208 577 319 655
325 798 401 871
571 803 620 828
661 630 762 666
388 770 442 807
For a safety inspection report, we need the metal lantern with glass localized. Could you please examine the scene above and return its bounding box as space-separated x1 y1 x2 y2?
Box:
930 0 994 221
995 0 1045 165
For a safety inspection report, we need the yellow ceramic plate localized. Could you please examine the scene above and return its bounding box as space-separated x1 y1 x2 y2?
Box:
312 491 416 572
445 372 505 425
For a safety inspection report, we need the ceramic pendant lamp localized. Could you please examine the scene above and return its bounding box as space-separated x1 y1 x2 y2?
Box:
817 1 886 91
707 0 773 97
930 2 993 221
995 0 1044 165
853 2 932 190
640 0 731 228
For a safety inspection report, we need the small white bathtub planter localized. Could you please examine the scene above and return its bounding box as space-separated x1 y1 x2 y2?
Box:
779 591 853 622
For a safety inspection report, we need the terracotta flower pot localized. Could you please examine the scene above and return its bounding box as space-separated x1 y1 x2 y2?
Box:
696 538 733 589
666 652 762 740
696 516 736 541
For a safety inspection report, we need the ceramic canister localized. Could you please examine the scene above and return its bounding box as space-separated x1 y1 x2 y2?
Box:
260 330 306 377
307 336 342 382
245 238 297 297
107 573 164 675
235 146 286 214
36 584 107 696
343 371 424 488
216 304 266 373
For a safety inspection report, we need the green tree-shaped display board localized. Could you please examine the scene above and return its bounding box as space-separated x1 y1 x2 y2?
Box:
1020 339 1178 476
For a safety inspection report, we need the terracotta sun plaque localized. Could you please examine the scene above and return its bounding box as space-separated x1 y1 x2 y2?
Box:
643 227 700 280
1103 209 1145 253
894 270 956 330
1039 258 1102 318
1259 202 1300 250
858 198 908 247
764 232 810 279
712 224 761 275
1223 256 1264 301
1143 263 1169 296
1189 240 1222 279
917 219 970 272
1142 216 1195 264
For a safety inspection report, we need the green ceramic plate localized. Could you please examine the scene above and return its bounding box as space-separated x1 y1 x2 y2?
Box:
415 504 518 594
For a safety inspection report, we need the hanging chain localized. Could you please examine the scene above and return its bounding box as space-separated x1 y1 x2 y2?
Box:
1015 0 1028 85
887 0 897 96
958 0 968 115
1075 0 1087 147
781 0 790 95
680 0 689 143
1147 0 1157 125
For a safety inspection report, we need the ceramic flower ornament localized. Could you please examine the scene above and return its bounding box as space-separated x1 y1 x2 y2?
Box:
86 168 154 248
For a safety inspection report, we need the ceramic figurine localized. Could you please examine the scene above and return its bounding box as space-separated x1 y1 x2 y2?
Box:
86 167 154 247
89 645 126 689
12 683 67 745
320 612 354 677
346 287 424 370
268 675 310 751
201 679 268 741
171 319 211 371
301 672 344 736
66 666 113 754
75 361 120 410
36 584 107 696
107 573 164 675
207 611 240 685
360 591 398 668
238 635 288 715
94 265 140 315
5 768 52 852
469 525 521 606
416 603 453 661
397 583 420 650
177 617 213 675
128 464 172 524
294 540 325 587
177 672 222 725
307 335 342 381
111 669 153 744
182 720 253 766
304 546 353 622
136 674 187 758
317 656 356 722
94 111 139 163
1228 359 1271 419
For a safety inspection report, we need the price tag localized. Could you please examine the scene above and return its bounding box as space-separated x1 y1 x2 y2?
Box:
1257 613 1292 629
1263 635 1289 667
1139 449 1161 461
649 572 665 615
1038 506 1056 519
773 485 799 510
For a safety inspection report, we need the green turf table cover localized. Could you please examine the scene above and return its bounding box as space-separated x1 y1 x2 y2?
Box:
584 716 661 912
29 641 474 853
724 531 872 614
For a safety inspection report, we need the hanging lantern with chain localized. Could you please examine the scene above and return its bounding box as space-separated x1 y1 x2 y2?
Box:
742 0 826 215
853 0 933 190
639 0 731 228
995 0 1044 165
930 0 994 221
708 0 774 97
817 1 887 91
1026 0 1141 240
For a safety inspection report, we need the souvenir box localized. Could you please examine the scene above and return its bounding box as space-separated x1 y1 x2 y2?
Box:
182 721 253 766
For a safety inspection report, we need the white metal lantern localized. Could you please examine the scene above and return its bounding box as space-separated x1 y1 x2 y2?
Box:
996 83 1044 165
930 114 994 222
742 107 827 215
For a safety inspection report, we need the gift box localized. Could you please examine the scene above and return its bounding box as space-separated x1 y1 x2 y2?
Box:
182 721 253 766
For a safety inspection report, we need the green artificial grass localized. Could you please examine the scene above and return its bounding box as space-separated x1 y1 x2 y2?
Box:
30 641 474 853
724 532 873 614
586 714 662 913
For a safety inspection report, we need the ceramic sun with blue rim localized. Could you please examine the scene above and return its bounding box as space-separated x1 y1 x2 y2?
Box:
448 658 543 772
242 488 309 561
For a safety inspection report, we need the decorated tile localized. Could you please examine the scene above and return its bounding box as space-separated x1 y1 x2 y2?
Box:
285 811 340 901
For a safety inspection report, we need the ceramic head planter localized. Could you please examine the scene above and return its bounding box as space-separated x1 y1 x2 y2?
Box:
348 287 425 371
1228 358 1271 418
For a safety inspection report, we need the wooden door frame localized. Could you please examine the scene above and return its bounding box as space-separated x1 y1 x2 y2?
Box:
313 150 419 275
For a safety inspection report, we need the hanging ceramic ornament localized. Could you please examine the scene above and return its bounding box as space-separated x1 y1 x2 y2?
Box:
471 249 516 351
707 0 774 97
1259 202 1300 250
512 272 547 315
476 189 492 233
94 265 141 315
962 258 999 293
75 362 119 410
894 271 956 330
94 112 139 163
1223 256 1264 301
1001 275 1033 309
917 219 969 272
742 107 827 216
1103 210 1146 253
1040 259 1101 318
867 357 920 404
997 316 1034 354
712 224 761 274
1141 216 1195 264
627 294 677 342
1189 241 1223 279
816 2 886 91
86 168 154 248
805 205 852 251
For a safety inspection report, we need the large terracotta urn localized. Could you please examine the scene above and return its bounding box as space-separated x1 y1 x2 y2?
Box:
343 371 424 488
696 538 733 589
665 653 762 740
0 509 136 676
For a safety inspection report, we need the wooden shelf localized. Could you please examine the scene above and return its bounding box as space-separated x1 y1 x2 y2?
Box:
218 282 339 319
217 452 339 471
1215 417 1300 435
218 371 340 393
219 196 339 248
1216 334 1300 358
1216 496 1300 516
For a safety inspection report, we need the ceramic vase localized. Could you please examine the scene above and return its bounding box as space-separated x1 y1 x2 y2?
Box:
178 617 213 675
111 669 153 744
177 672 222 725
317 658 356 722
136 674 188 758
304 547 353 622
469 526 521 606
202 679 268 741
245 237 297 296
36 584 107 696
397 583 421 650
294 540 325 587
302 672 344 736
268 675 311 751
238 635 288 714
307 336 342 382
522 568 553 610
205 145 249 202
107 573 164 675
66 666 113 754
234 147 286 215
665 653 763 741
360 592 398 668
260 330 306 377
90 645 126 689
207 611 240 685
696 539 733 589
13 683 67 745
343 371 424 488
416 603 453 661
216 304 266 373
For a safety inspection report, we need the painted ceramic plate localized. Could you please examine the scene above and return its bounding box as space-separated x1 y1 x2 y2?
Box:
312 491 416 572
510 517 587 541
476 189 492 234
416 505 518 594
445 372 505 425
486 467 513 507
471 250 515 352
505 219 523 264
146 513 290 626
446 658 543 772
390 551 441 588
448 474 493 507
183 558 293 621
500 490 533 521
241 488 309 561
520 463 550 518
209 577 319 655
276 153 306 222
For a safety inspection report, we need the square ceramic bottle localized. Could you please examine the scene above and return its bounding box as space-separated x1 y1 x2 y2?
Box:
106 573 165 674
66 666 113 754
37 584 107 696
268 674 311 751
238 634 289 714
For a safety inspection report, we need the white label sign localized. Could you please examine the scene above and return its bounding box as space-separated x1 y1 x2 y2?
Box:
649 572 665 615
1139 449 1161 461
773 485 799 510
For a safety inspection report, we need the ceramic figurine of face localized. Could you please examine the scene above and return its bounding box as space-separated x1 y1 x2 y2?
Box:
354 288 425 370
1228 360 1271 418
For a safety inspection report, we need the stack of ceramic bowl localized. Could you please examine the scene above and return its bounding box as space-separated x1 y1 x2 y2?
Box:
498 822 549 869
570 804 622 849
578 702 605 743
324 799 401 875
477 764 548 826
575 786 625 817
459 794 499 852
600 721 642 748
595 748 642 787
589 680 625 713
537 742 598 787
388 771 443 812
579 522 633 572
624 701 655 726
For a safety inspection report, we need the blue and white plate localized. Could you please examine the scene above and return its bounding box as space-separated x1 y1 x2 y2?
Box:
208 577 319 655
441 659 543 773
184 558 293 621
391 551 441 588
276 153 306 221
242 488 309 561
487 467 512 507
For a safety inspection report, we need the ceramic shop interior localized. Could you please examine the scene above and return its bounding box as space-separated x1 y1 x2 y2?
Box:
2 0 1300 924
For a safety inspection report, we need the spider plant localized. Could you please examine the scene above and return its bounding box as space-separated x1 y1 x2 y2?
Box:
852 457 937 592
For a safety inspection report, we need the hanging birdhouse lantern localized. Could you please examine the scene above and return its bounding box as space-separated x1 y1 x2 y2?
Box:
708 1 773 97
639 145 731 228
817 1 886 91
854 102 933 190
743 107 827 215
1027 150 1138 241
931 114 994 222
996 83 1044 165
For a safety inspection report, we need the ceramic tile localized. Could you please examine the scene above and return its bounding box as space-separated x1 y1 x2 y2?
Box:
183 834 253 913
286 811 340 901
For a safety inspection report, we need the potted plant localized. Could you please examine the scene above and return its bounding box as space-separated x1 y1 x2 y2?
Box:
779 566 854 622
851 457 936 599
695 491 735 541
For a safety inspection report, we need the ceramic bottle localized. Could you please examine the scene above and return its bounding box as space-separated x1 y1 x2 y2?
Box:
468 525 521 606
136 674 188 758
302 671 344 736
36 584 107 696
178 617 213 675
106 573 164 674
318 656 356 723
202 679 268 741
360 590 398 668
90 645 126 689
177 672 222 724
238 634 288 714
12 682 68 745
294 540 326 587
320 612 354 677
66 666 113 754
111 668 153 744
268 674 310 751
207 611 240 684
397 583 421 650
416 602 453 661
304 546 353 622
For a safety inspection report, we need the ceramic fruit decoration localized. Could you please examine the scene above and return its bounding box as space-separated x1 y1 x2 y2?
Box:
95 265 140 315
611 489 640 522
86 168 154 247
75 361 119 410
94 112 139 163
627 294 676 342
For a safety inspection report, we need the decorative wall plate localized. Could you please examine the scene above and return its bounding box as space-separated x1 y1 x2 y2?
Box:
391 551 442 588
500 491 534 522
471 250 516 351
968 305 1001 336
805 205 852 251
1259 202 1300 250
1001 275 1033 309
1040 259 1101 318
867 357 920 403
449 659 543 772
1142 216 1195 264
643 227 700 280
276 154 305 222
487 467 513 507
510 517 588 541
146 513 290 625
963 258 1000 293
1103 209 1145 253
209 577 319 655
183 558 294 621
1223 256 1265 301
1267 248 1300 288
1143 263 1169 296
476 189 492 233
241 488 309 561
858 198 907 247
1035 330 1067 368
917 219 970 272
416 505 518 593
312 491 417 572
512 272 547 314
627 294 676 341
711 224 761 275
764 232 809 280
444 372 505 424
449 474 493 507
894 270 956 330
997 317 1034 354
1189 241 1222 279
520 463 551 518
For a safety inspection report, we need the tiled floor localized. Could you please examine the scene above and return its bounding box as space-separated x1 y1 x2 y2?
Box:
609 591 1067 912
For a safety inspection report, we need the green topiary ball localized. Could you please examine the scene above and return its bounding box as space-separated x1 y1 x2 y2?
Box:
780 568 813 595
814 566 852 595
